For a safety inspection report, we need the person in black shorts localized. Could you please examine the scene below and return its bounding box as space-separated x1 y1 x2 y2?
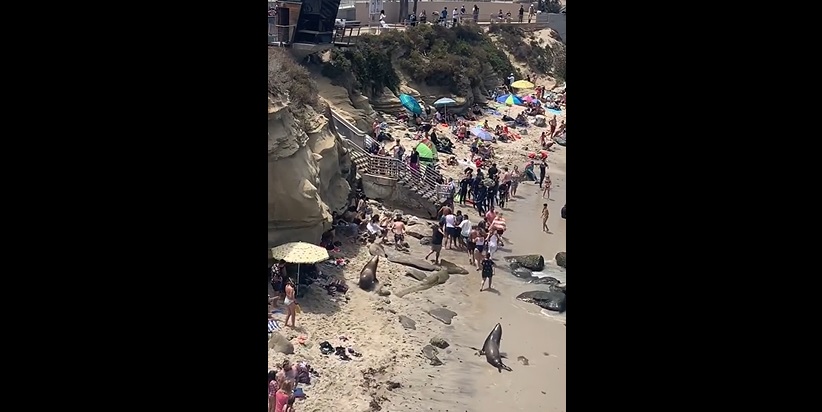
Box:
480 252 495 291
425 222 446 265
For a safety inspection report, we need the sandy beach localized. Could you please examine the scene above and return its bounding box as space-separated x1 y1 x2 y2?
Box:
269 27 566 411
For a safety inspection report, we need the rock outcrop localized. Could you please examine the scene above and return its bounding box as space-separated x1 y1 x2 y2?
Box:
505 255 546 271
555 252 566 268
268 94 353 246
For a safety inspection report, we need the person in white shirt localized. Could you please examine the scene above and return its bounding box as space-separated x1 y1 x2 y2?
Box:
486 230 500 259
366 215 384 242
453 8 458 26
444 212 457 249
458 212 471 251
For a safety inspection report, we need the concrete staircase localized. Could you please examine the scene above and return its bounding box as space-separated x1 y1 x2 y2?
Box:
330 109 446 209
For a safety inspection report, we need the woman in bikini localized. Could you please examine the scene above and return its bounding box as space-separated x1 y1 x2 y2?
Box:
283 278 297 327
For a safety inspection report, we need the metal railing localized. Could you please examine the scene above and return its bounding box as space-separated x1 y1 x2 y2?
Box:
269 22 297 44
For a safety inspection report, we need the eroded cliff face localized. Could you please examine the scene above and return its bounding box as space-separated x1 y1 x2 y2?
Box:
268 94 352 247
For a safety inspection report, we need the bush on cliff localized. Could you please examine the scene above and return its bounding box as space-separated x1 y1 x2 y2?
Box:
488 24 565 80
320 24 519 97
269 48 321 110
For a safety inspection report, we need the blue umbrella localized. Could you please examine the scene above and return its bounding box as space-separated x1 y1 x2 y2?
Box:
470 126 494 141
399 94 422 115
433 97 457 119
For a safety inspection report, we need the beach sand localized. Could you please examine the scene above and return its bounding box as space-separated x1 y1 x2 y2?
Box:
268 147 566 411
270 32 566 410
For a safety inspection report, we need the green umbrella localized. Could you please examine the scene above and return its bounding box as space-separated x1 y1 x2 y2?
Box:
415 141 437 163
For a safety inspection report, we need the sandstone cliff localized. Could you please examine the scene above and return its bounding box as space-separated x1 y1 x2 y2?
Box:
267 93 353 247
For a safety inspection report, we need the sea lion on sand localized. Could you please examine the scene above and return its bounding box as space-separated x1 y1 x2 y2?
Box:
359 255 379 290
478 323 512 372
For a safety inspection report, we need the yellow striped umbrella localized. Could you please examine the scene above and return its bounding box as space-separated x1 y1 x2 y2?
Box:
511 80 535 89
270 242 330 288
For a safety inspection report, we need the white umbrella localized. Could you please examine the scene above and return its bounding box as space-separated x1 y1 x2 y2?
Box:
270 242 330 295
433 97 457 120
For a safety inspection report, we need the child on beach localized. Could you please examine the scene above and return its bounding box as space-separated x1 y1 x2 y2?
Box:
480 252 495 291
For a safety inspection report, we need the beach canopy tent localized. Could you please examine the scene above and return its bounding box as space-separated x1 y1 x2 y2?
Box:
470 126 494 141
415 139 438 163
496 94 524 106
270 242 329 294
399 94 422 115
511 80 535 89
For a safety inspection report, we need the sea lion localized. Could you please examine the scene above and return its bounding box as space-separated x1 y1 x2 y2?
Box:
358 255 379 291
478 323 512 372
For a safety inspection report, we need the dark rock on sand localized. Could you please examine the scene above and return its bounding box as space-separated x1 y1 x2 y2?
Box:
268 332 295 354
419 237 432 245
516 290 566 313
405 268 430 281
439 259 469 275
398 315 417 330
405 229 426 239
517 356 530 366
421 344 444 366
505 255 545 271
368 242 387 257
430 337 450 349
512 267 534 279
428 307 458 325
550 283 566 295
377 286 391 296
555 252 566 268
385 251 440 271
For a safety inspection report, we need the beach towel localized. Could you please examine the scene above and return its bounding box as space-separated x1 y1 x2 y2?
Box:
547 109 563 115
268 319 281 333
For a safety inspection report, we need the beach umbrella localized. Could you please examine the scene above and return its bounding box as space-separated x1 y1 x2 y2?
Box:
495 94 524 106
415 141 437 163
511 80 535 89
399 94 422 115
270 241 330 295
433 97 457 119
470 126 494 141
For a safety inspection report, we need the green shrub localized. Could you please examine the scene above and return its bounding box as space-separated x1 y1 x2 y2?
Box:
319 24 520 96
268 48 320 110
488 24 557 76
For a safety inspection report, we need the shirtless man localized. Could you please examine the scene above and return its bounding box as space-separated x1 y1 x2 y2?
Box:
466 226 479 265
548 115 557 138
542 203 550 233
283 278 297 327
391 216 406 250
438 205 452 222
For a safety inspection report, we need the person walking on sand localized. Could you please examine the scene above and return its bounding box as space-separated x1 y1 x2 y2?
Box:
542 203 550 232
538 159 548 188
425 222 446 264
473 227 486 270
480 252 495 291
511 165 520 196
543 174 552 199
548 115 557 137
459 212 471 252
444 209 457 250
283 278 297 327
486 229 500 260
466 225 478 265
